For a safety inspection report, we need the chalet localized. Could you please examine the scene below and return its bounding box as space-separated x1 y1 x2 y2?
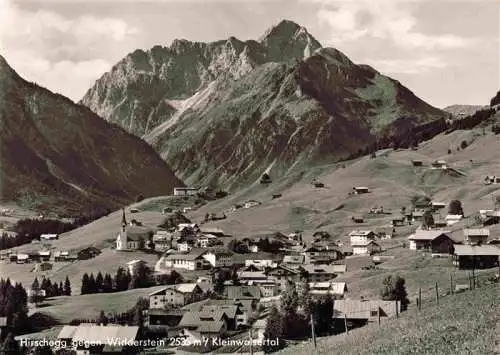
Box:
245 258 278 269
152 230 173 251
445 214 463 226
301 264 338 283
333 300 401 330
349 230 376 244
163 249 210 271
177 238 196 252
34 262 52 272
352 216 364 224
57 324 140 354
116 209 153 251
147 308 185 332
352 240 381 255
431 202 447 210
392 217 406 227
178 223 200 233
411 210 424 222
375 226 394 239
431 160 447 169
77 247 101 260
40 234 58 241
54 251 70 262
452 245 500 269
260 173 272 184
199 227 225 238
38 250 51 262
182 207 192 213
256 280 280 297
178 310 228 342
463 228 490 245
244 200 261 209
237 271 269 284
352 186 370 194
304 245 342 264
411 160 423 167
272 193 282 199
282 254 305 265
408 230 454 253
173 187 199 196
196 234 218 248
126 260 147 276
15 254 29 264
309 281 347 299
267 265 305 290
203 250 234 268
484 176 500 185
149 283 205 309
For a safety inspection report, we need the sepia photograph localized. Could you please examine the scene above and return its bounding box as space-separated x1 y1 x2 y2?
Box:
0 0 499 354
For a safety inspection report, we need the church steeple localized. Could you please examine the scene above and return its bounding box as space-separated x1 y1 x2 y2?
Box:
121 208 127 228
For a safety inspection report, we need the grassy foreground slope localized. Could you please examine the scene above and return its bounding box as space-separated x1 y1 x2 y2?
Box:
278 284 499 355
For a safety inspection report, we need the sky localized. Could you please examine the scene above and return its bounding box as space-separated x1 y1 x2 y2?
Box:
0 0 498 108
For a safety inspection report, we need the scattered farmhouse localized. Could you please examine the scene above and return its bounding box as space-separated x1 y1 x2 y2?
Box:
463 228 490 245
407 230 455 253
309 281 347 299
352 186 370 194
149 283 206 308
174 187 199 196
452 245 500 269
431 160 447 169
332 300 401 329
40 234 58 241
445 214 463 226
411 160 423 167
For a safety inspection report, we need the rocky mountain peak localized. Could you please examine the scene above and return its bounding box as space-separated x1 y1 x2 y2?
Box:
0 55 18 83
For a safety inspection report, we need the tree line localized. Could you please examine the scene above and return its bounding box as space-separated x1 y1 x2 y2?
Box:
30 276 71 303
80 266 182 295
0 278 30 341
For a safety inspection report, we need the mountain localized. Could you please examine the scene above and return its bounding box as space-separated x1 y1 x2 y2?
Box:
81 19 447 189
443 104 486 119
490 90 500 106
0 55 183 214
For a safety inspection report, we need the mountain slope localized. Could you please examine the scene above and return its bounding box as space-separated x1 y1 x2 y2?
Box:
443 104 486 119
0 55 183 214
81 19 447 189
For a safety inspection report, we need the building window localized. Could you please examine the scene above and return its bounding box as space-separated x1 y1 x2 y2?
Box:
370 310 378 317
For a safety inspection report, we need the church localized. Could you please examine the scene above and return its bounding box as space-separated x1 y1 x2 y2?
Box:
116 209 153 251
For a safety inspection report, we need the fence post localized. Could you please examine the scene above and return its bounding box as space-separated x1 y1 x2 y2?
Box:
396 301 399 318
435 282 439 305
450 274 453 294
418 288 422 310
344 314 349 336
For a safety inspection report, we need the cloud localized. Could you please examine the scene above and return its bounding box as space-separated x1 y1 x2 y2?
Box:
313 0 472 50
362 56 448 75
0 0 138 101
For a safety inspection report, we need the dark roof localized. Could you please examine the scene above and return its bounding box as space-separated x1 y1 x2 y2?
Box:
225 285 261 299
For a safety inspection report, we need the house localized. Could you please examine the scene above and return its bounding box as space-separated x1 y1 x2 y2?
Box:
203 250 234 268
452 245 500 269
411 160 423 167
332 300 401 330
38 250 51 261
178 310 228 343
149 283 205 309
282 254 305 265
301 264 338 283
196 234 219 248
255 280 280 297
352 187 370 194
57 324 140 354
352 240 381 255
245 258 278 269
147 308 186 332
116 209 153 251
445 214 463 226
309 281 347 299
244 200 261 209
349 230 376 244
77 247 101 260
463 228 490 245
392 217 406 227
199 227 225 238
484 176 500 185
152 230 173 251
431 160 447 169
267 265 305 290
126 260 147 276
163 249 210 271
237 271 269 284
54 251 71 262
304 245 342 264
431 202 447 211
375 226 394 239
407 230 455 253
40 234 58 241
178 223 200 233
177 238 196 252
34 262 52 272
16 254 30 264
173 187 199 196
351 216 364 224
411 210 425 222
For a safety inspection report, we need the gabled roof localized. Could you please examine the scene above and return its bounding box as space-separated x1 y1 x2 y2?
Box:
348 230 374 236
149 283 201 296
351 240 380 247
408 230 451 241
164 249 206 261
454 245 500 256
225 285 261 299
282 255 305 264
309 281 347 295
301 264 338 275
445 214 463 220
333 300 400 319
463 228 490 237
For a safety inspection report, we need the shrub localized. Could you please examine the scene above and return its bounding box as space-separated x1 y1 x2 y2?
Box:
460 140 468 149
448 149 452 154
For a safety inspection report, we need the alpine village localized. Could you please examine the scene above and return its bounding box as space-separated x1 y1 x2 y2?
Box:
0 14 499 355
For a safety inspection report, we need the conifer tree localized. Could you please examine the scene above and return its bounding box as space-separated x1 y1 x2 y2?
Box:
262 305 283 353
81 273 90 295
64 276 71 296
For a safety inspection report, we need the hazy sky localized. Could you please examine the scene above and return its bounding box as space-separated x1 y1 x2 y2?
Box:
0 0 498 108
